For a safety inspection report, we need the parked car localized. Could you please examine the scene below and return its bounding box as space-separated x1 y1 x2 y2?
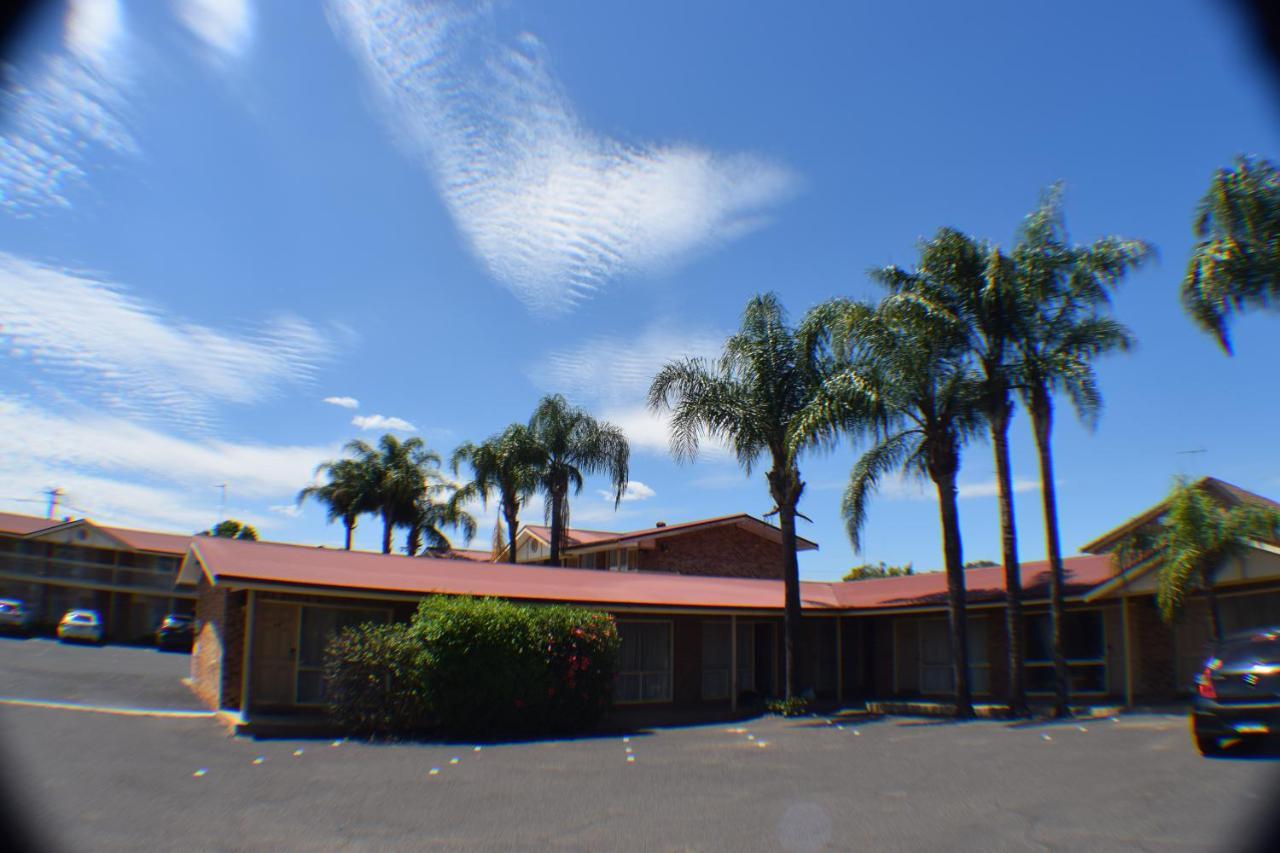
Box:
0 598 34 634
56 609 104 644
155 613 195 650
1191 625 1280 756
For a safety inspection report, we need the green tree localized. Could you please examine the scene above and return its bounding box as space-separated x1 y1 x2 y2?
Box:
649 293 839 701
403 479 477 557
842 561 914 581
871 226 1032 716
1117 478 1280 641
204 519 258 540
344 434 445 554
1181 156 1280 353
451 424 541 562
964 559 999 569
1010 186 1151 716
803 293 986 718
297 458 372 550
526 395 630 567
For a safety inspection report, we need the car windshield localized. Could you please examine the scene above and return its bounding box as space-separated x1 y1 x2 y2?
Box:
1212 630 1280 666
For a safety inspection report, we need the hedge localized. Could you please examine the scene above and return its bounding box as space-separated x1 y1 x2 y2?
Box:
322 596 619 737
323 622 431 735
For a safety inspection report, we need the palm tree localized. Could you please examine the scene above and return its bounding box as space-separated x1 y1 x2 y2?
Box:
451 424 541 563
1117 479 1280 642
344 434 444 554
802 293 986 718
527 395 630 567
1181 156 1280 353
403 483 477 556
871 228 1031 716
1010 186 1152 716
649 293 836 702
297 458 371 550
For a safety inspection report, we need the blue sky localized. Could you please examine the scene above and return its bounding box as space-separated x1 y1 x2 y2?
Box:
1 0 1277 581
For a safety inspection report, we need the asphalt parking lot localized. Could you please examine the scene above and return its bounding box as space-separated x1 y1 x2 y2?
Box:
1 638 1277 852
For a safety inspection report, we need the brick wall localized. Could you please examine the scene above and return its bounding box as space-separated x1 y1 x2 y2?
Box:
189 577 226 710
633 524 789 579
220 591 246 711
1130 596 1178 701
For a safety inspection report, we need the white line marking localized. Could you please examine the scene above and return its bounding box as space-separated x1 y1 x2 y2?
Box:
0 697 215 718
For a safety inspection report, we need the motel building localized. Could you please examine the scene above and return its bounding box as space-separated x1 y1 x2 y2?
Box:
177 477 1280 724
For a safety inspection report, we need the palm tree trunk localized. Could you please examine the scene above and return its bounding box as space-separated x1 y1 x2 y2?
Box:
778 497 803 701
343 517 354 551
548 483 564 567
1203 583 1223 642
1029 383 1070 718
504 501 520 565
991 403 1027 717
934 468 974 718
381 509 394 555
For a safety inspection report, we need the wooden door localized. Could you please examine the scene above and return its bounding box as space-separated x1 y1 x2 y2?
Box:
252 603 299 707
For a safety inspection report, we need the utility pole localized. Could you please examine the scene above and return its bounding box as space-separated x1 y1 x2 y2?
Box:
215 484 227 521
44 487 63 519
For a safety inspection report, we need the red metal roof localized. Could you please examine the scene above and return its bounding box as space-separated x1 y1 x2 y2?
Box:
0 512 62 536
186 536 1117 612
0 511 193 554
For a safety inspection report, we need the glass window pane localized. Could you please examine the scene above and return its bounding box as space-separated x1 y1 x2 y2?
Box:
297 670 324 704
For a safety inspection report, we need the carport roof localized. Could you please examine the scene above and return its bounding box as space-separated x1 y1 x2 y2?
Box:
180 536 1119 613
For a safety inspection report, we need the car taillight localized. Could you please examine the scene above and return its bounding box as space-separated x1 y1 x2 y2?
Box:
1197 667 1217 700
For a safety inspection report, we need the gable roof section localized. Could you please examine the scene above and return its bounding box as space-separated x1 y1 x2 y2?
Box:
1081 477 1280 555
0 511 193 555
182 536 1115 613
521 514 818 554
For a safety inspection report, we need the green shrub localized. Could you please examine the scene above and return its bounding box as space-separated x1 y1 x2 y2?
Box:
765 696 810 717
323 622 431 735
413 596 619 736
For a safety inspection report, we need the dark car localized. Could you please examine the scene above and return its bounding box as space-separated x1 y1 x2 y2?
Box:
1191 626 1280 755
155 613 195 650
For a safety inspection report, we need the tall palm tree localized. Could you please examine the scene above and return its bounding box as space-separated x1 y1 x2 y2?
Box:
871 228 1031 716
1010 186 1152 716
297 458 371 550
1117 479 1280 642
527 395 630 567
649 293 837 701
451 424 541 563
802 293 986 718
1181 156 1280 353
345 434 444 554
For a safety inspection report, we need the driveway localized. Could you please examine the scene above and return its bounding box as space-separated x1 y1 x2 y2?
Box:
0 635 200 710
1 638 1277 852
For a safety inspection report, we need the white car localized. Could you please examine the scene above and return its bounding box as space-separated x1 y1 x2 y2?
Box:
57 609 104 644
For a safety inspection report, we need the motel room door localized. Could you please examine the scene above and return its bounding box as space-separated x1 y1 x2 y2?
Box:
252 602 299 707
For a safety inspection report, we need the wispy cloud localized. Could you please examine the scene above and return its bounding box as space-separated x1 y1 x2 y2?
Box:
172 0 255 63
352 414 415 432
0 254 330 426
0 395 335 531
603 481 656 503
0 0 135 213
328 0 797 313
873 473 1040 502
323 396 360 409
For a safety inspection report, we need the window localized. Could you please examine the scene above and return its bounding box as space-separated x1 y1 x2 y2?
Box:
295 605 388 704
616 621 672 702
1025 611 1106 694
701 622 731 699
918 618 990 695
608 549 635 572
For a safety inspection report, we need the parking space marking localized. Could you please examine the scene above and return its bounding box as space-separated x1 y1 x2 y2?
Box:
0 697 215 718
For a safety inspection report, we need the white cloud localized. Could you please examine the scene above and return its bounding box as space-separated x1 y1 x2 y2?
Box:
172 0 255 62
323 396 360 409
957 477 1039 500
269 503 303 518
0 253 330 425
328 0 796 314
0 2 135 213
0 395 336 532
602 481 656 503
352 414 416 432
